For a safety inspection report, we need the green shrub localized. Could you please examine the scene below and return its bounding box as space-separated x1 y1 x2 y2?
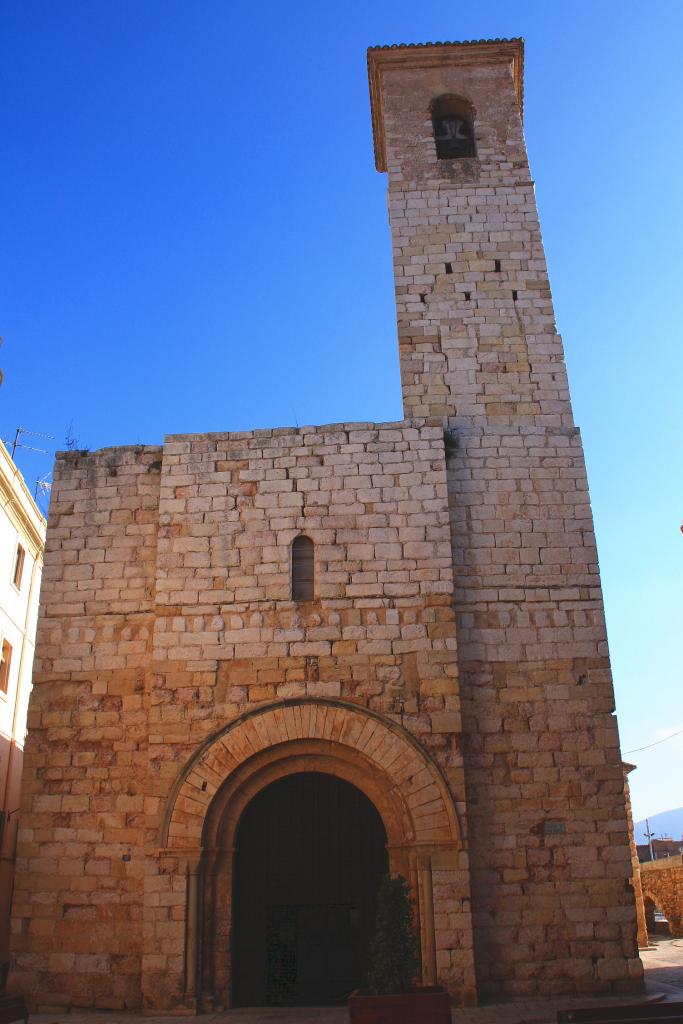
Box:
367 874 420 995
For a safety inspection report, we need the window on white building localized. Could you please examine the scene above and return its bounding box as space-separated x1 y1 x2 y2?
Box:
12 543 26 590
0 639 12 694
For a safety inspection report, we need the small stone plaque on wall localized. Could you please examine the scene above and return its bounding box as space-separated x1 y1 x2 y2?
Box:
543 820 566 836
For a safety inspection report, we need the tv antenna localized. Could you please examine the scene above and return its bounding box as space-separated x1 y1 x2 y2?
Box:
5 427 54 459
34 473 52 503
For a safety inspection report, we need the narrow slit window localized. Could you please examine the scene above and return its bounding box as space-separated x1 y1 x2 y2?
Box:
0 640 12 694
12 543 25 589
292 535 314 602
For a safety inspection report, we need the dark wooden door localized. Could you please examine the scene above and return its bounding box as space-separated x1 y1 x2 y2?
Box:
231 771 388 1006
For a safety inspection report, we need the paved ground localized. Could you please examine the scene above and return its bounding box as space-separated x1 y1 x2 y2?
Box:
641 934 683 1001
29 935 683 1024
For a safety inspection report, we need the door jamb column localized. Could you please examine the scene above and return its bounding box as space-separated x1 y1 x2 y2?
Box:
184 850 202 1003
418 852 437 985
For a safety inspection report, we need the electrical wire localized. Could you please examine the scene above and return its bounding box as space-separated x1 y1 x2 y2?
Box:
623 728 683 755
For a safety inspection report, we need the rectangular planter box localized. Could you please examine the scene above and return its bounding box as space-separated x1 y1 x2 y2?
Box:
348 986 451 1024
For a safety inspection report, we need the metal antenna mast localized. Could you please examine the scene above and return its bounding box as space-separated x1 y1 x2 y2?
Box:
6 427 54 459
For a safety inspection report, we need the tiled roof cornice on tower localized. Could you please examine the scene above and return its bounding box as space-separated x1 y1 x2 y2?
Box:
367 38 525 172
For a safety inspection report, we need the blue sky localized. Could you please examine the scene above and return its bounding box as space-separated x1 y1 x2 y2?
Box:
2 0 682 824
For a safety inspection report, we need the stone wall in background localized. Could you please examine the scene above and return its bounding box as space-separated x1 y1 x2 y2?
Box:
640 856 683 937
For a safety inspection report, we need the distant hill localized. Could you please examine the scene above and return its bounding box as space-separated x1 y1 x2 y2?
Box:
634 807 683 844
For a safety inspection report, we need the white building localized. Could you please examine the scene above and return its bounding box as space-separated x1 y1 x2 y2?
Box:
0 441 45 980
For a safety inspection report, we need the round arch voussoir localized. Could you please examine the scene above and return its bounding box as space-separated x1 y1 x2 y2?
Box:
161 697 460 850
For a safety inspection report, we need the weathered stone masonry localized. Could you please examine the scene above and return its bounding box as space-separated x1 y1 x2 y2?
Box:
11 39 642 1011
640 856 683 938
11 445 161 1010
12 423 477 1009
370 40 641 999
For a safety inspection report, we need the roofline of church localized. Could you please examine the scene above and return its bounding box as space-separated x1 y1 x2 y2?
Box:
367 38 525 172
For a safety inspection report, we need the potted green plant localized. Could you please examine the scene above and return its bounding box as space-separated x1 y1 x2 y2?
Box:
348 874 451 1024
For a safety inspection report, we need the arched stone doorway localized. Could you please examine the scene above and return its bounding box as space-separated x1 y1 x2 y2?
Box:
148 699 476 1011
232 771 388 1006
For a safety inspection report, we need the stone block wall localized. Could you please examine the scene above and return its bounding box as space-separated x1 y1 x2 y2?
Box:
142 419 470 1006
369 41 641 998
12 422 478 1010
640 856 683 937
11 446 162 1010
623 766 648 948
145 418 462 762
447 425 636 997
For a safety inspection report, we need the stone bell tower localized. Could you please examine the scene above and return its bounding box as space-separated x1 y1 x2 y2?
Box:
368 40 642 999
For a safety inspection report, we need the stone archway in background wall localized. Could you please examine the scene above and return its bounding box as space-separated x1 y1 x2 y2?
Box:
643 895 657 936
145 698 475 1011
641 871 683 938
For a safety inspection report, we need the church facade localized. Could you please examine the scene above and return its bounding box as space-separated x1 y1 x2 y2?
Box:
10 39 643 1011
